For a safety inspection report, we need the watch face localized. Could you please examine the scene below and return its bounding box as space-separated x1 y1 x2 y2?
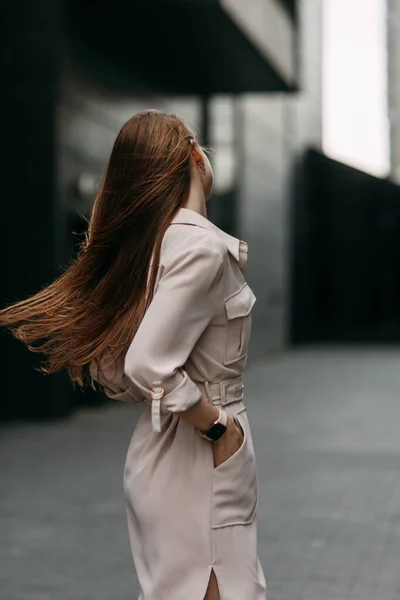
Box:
209 422 227 440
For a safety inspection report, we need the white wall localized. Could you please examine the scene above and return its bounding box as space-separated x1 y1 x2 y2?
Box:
323 0 389 178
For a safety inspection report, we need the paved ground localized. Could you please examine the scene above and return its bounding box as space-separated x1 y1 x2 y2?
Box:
2 347 400 600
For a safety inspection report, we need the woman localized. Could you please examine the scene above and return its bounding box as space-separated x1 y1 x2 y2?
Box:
0 110 267 600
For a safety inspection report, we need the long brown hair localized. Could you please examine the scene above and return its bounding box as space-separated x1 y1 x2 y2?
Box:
0 110 197 389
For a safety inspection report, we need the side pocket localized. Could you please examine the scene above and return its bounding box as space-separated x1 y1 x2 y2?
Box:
213 414 245 471
211 410 258 528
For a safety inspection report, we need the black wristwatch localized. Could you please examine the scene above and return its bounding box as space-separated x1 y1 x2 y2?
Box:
199 408 228 441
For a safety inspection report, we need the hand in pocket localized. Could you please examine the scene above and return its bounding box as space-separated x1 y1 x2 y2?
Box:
212 415 244 468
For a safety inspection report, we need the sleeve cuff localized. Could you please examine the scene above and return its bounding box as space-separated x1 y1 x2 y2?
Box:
151 371 202 432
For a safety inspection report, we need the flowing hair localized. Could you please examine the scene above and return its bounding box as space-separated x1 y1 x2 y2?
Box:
0 110 198 390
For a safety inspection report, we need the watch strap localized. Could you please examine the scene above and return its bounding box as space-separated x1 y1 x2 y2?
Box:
199 408 228 441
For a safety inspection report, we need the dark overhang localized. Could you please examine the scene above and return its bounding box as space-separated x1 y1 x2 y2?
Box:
278 0 297 21
66 0 298 95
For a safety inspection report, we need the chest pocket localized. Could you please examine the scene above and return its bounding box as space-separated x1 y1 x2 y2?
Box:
223 283 256 365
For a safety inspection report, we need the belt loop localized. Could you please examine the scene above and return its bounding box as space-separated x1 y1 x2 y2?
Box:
204 381 212 403
219 381 226 406
201 378 244 406
150 382 164 433
151 399 162 432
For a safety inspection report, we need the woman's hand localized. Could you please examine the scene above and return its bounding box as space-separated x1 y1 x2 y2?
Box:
175 399 244 468
212 416 244 468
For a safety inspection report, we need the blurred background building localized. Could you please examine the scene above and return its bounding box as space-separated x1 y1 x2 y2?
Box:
1 0 305 420
291 0 400 347
2 0 400 422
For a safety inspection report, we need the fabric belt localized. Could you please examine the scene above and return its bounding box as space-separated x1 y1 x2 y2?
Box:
150 375 245 432
195 375 245 407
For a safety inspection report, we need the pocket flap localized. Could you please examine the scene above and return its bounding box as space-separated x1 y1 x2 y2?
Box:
225 284 256 320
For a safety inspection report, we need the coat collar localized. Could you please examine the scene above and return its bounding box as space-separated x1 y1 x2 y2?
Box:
171 207 246 263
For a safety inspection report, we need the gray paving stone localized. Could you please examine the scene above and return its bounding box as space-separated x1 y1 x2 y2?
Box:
2 347 400 599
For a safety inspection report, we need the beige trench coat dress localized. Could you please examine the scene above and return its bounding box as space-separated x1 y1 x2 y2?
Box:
90 207 267 600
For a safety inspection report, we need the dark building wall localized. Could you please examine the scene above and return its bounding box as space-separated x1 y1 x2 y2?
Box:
57 71 128 258
0 2 137 420
0 0 74 421
291 149 400 344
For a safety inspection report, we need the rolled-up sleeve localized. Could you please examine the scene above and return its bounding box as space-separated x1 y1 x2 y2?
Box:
123 235 225 432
